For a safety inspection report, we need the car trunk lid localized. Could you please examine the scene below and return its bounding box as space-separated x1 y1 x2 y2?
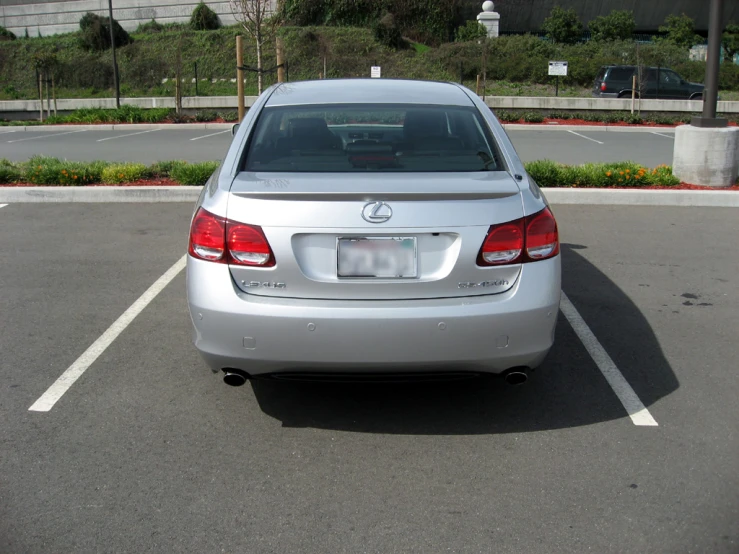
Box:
226 172 524 300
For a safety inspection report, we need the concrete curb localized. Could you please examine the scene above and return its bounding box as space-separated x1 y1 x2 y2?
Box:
542 188 739 206
1 186 737 206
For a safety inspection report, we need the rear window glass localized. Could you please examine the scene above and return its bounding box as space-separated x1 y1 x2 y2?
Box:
595 67 607 81
607 67 635 81
243 104 504 172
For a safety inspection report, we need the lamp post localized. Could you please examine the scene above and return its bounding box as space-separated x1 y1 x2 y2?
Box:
692 0 725 127
108 0 120 108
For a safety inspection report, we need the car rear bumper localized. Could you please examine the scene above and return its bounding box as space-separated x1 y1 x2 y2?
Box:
186 255 561 376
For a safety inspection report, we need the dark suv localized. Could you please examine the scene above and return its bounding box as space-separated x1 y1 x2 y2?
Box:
593 65 704 100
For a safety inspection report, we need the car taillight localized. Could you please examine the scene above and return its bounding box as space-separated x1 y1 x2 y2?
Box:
226 221 275 267
189 208 275 267
189 208 226 261
478 219 524 265
600 82 607 92
525 207 559 260
477 207 559 266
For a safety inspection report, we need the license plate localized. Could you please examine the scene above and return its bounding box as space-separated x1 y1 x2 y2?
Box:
337 237 417 278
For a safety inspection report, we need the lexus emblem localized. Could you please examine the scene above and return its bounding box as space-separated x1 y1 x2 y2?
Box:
361 201 392 223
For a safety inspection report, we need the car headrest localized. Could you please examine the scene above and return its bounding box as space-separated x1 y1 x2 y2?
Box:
403 110 447 139
289 117 330 138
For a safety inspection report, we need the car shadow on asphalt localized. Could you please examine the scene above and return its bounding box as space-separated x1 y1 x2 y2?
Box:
249 244 679 434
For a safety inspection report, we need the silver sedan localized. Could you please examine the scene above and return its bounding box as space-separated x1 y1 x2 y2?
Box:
186 79 561 386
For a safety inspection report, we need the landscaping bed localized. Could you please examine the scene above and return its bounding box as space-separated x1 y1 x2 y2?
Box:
1 157 736 189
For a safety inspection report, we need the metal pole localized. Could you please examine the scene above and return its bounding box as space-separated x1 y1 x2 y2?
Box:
703 0 722 120
236 35 245 122
194 62 199 96
555 75 559 97
693 0 726 127
107 0 120 108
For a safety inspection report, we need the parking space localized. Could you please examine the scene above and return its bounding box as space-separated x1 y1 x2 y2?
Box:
506 129 675 166
2 127 678 166
0 203 737 552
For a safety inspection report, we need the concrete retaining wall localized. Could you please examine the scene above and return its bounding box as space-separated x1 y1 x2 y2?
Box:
2 95 737 115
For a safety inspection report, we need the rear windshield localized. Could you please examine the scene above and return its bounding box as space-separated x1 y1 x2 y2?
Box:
243 104 504 172
606 67 635 81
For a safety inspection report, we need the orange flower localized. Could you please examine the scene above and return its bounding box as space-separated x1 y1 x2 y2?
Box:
37 165 42 170
619 171 624 175
606 171 612 177
626 175 630 180
635 175 641 180
625 169 631 173
61 170 67 174
73 175 77 180
118 173 124 178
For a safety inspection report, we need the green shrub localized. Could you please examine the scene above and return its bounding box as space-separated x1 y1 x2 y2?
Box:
79 12 132 51
21 156 110 185
522 112 544 123
0 26 16 41
626 113 643 124
194 110 217 122
0 159 20 183
190 3 221 31
542 6 583 45
525 159 560 186
589 10 635 42
495 110 522 122
101 163 148 184
455 21 487 43
659 13 701 50
149 160 187 178
525 160 681 188
374 13 404 49
218 111 240 122
137 19 164 34
170 161 219 186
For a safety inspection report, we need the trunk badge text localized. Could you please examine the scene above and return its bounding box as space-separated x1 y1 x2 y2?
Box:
458 280 509 288
241 281 287 289
362 201 392 223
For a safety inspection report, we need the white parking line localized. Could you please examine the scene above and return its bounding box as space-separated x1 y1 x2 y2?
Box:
651 131 675 139
28 255 187 412
0 204 7 209
560 292 658 427
190 130 230 141
567 130 604 144
96 129 160 142
0 129 17 135
8 129 87 143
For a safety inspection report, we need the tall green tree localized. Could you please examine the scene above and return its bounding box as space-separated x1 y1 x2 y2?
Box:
722 22 739 62
589 10 635 42
542 6 583 44
659 13 701 50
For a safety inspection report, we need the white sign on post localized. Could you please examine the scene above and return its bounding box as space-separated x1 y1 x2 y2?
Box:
371 66 381 78
548 61 568 76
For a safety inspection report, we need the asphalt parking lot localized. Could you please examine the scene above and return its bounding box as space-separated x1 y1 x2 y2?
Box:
0 126 676 167
1 202 737 553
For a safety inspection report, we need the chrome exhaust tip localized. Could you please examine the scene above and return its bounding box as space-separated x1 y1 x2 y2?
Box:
503 368 528 385
222 369 249 387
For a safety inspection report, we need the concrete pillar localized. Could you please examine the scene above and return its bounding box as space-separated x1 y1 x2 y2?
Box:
672 125 739 188
477 1 500 38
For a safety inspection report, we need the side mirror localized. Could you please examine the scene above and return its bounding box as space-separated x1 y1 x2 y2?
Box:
231 123 239 136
